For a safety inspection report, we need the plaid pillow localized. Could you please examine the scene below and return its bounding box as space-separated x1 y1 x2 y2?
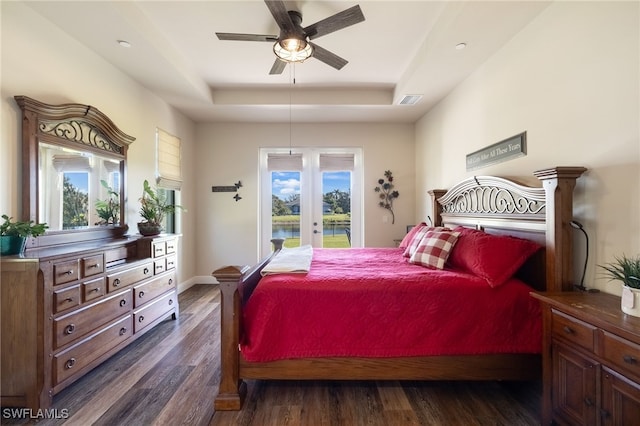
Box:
409 230 461 269
402 226 450 258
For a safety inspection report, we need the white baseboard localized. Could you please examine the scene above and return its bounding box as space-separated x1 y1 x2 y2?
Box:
177 275 219 294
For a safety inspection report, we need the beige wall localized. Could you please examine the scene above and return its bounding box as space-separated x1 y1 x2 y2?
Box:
415 1 640 295
0 2 198 287
196 122 415 272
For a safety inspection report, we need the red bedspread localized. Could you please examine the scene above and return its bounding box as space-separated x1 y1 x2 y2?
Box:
241 248 541 362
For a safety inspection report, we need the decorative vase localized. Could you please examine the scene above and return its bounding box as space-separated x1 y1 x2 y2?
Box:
137 222 162 236
0 235 27 256
621 284 640 317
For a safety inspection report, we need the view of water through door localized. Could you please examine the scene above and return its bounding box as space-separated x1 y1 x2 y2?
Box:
270 170 351 248
262 148 361 256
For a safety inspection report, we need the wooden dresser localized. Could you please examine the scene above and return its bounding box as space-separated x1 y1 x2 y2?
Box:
532 292 640 425
1 234 179 410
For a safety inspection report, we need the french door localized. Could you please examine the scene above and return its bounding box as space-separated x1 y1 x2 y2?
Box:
260 148 362 256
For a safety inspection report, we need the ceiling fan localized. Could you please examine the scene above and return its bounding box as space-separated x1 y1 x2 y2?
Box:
216 0 365 75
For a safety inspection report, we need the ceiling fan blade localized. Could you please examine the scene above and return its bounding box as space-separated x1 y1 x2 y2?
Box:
264 0 296 34
304 5 365 40
269 59 287 75
309 42 348 70
216 33 278 42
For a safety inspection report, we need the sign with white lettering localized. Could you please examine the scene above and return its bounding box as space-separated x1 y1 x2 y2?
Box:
466 132 527 171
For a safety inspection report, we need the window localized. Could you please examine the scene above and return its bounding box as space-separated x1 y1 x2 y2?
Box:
156 128 183 233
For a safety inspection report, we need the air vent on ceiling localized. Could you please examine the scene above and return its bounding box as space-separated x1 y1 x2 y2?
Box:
398 94 423 105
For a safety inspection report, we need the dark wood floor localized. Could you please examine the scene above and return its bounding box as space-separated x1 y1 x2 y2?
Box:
3 284 542 425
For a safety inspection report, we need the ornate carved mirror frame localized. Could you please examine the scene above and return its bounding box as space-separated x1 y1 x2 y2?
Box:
15 96 135 248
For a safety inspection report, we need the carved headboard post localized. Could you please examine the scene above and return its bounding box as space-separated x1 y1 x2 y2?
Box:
428 189 447 226
533 167 587 292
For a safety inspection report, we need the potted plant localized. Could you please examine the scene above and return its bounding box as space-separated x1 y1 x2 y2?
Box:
1 215 48 255
138 180 185 236
95 179 120 225
599 254 640 317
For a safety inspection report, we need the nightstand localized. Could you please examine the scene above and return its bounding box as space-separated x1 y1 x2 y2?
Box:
531 291 640 425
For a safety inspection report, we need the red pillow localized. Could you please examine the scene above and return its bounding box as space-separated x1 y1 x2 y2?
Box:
448 227 542 287
398 223 427 250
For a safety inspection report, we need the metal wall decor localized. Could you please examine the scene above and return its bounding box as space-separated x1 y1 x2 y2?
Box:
212 181 243 201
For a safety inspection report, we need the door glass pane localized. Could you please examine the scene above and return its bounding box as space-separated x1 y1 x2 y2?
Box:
322 171 351 248
63 172 89 228
271 171 301 248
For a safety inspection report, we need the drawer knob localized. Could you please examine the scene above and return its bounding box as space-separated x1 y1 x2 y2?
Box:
563 326 574 334
65 297 74 303
143 267 150 274
119 299 127 307
168 279 173 286
584 397 594 407
139 291 145 298
64 324 76 335
113 278 121 287
119 327 127 336
89 263 100 268
168 299 173 305
138 316 145 323
90 288 100 293
65 358 76 369
623 355 638 364
66 270 74 275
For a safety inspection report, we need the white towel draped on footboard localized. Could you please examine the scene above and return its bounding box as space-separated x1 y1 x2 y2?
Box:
261 245 313 275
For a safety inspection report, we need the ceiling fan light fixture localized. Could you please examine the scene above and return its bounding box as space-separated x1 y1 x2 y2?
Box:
273 39 313 63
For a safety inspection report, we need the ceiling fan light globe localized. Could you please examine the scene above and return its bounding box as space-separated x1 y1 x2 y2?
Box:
273 40 313 63
281 38 306 52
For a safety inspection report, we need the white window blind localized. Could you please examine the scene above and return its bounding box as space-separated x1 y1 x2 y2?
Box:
156 128 182 190
267 153 303 171
319 153 354 171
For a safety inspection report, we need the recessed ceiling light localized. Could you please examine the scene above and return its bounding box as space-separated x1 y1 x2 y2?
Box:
117 40 131 48
455 42 467 50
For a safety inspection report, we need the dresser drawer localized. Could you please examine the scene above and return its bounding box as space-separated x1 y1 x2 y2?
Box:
153 242 166 258
154 259 166 275
53 259 79 285
82 277 106 302
165 239 177 254
82 254 104 277
53 285 80 313
165 254 176 271
134 291 177 333
602 331 640 380
54 290 132 349
551 309 597 352
106 262 153 293
134 272 176 308
53 315 132 385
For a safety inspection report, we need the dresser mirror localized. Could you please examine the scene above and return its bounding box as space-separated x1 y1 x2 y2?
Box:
15 96 135 246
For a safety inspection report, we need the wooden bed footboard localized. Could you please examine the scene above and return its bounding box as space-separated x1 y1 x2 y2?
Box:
212 238 283 410
211 167 586 411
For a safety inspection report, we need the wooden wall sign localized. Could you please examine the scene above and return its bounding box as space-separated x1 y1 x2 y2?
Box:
466 132 527 171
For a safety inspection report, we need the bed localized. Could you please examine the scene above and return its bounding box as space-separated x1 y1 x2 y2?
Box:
211 166 586 410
